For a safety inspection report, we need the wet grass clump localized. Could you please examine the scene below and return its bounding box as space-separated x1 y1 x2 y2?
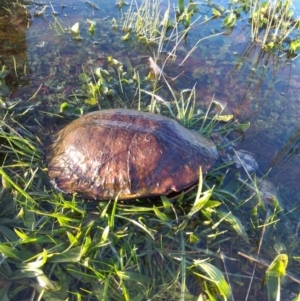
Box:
0 79 297 300
0 108 242 301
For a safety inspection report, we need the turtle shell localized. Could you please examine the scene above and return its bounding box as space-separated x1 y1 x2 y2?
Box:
46 109 218 200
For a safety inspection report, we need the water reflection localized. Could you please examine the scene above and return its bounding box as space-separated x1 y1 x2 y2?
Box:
229 36 300 203
183 18 300 205
271 128 300 168
0 4 32 95
229 39 293 119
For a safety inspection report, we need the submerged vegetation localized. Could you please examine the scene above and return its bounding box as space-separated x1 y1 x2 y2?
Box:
0 0 300 300
219 0 300 56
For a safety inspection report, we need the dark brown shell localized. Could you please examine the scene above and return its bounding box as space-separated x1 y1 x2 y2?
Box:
46 109 218 200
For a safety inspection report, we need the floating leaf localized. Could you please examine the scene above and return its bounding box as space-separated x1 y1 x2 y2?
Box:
88 21 96 34
290 39 300 53
223 12 236 27
108 56 122 67
122 32 130 41
71 22 79 35
212 8 222 17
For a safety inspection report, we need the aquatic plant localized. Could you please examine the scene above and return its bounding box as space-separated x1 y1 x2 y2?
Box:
2 51 296 300
122 0 163 45
122 0 218 63
177 0 199 27
250 0 300 52
218 0 300 55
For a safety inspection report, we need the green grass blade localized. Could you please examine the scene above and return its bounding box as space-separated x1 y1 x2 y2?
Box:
0 168 36 206
216 210 249 243
193 260 233 301
153 205 169 222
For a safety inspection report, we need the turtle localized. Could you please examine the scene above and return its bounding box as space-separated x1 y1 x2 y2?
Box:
46 109 218 200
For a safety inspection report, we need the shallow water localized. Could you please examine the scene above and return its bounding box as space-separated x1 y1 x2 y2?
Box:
5 0 299 205
1 0 300 299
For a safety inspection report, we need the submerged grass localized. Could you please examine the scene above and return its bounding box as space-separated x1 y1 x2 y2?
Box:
0 91 248 301
1 86 294 300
